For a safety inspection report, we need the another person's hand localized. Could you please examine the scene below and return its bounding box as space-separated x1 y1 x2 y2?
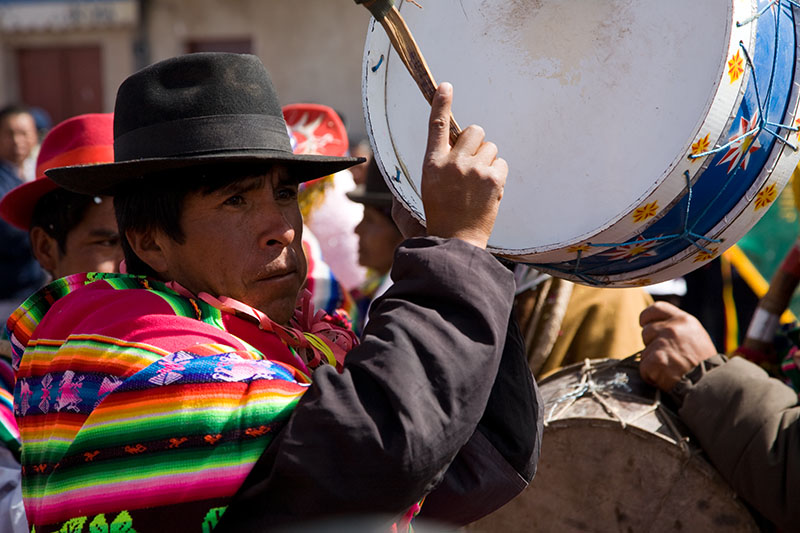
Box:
391 197 426 239
421 83 508 249
639 301 718 391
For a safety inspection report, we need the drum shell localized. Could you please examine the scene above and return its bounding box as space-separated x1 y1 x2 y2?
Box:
363 0 800 287
465 359 760 532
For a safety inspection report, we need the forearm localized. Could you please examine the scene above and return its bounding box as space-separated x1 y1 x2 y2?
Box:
677 356 800 530
221 237 516 528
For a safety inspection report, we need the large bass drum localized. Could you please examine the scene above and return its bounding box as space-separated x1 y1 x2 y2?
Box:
363 0 800 287
465 358 759 532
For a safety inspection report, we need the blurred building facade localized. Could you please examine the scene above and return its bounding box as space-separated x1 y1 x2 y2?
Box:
0 0 372 137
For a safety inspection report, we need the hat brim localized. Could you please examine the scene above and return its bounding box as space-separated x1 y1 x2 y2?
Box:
46 150 365 196
0 177 60 230
346 190 394 207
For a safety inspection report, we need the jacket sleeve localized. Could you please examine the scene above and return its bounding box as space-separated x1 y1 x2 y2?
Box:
220 237 534 530
419 310 542 526
675 355 800 531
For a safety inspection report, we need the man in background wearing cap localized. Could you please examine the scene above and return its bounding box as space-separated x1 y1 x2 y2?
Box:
348 158 405 333
0 113 122 533
8 53 541 531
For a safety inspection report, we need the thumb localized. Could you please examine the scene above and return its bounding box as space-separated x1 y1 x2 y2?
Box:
426 82 453 157
639 301 681 327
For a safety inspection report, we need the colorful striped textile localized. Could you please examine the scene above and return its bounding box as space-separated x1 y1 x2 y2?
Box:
6 272 355 531
0 340 20 458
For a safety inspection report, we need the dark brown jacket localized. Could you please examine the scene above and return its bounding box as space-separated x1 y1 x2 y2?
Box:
218 237 543 531
673 355 800 531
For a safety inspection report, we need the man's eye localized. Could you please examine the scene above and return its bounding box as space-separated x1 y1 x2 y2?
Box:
223 195 245 206
99 237 120 248
276 187 298 201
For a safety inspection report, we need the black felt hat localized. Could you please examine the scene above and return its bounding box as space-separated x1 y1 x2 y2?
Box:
46 53 363 195
347 158 394 207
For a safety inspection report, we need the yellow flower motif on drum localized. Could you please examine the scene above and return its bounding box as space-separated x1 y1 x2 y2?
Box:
728 51 744 84
693 246 719 263
600 236 660 263
755 183 778 210
690 134 711 160
795 117 800 140
568 243 591 255
633 201 659 223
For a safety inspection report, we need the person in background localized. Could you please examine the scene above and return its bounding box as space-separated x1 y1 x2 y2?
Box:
0 105 37 180
284 103 356 318
0 113 122 281
348 137 372 187
348 159 404 332
0 112 121 533
0 105 46 314
21 107 52 183
514 269 654 379
284 103 367 291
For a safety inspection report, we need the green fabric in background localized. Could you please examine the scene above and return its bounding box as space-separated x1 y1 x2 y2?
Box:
737 184 800 316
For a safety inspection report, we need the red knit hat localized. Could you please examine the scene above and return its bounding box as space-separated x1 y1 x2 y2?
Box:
0 113 114 230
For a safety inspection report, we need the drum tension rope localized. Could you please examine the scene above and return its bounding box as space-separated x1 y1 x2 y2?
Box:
540 0 800 287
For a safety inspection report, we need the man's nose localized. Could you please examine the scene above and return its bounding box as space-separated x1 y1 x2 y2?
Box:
257 202 297 249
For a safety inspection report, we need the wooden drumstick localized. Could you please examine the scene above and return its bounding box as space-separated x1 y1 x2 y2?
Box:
356 0 462 146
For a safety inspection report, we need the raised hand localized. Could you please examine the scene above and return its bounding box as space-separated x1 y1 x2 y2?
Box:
420 83 508 249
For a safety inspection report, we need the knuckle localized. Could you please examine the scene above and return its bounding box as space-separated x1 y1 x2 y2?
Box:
430 117 449 131
465 124 485 137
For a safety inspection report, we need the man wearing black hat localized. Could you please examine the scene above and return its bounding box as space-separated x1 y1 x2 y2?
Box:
7 53 541 532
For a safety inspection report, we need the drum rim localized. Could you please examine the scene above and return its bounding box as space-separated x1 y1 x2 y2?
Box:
535 4 800 286
363 0 800 288
363 0 747 259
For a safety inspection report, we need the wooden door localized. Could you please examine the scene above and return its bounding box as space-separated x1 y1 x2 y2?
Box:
17 46 103 124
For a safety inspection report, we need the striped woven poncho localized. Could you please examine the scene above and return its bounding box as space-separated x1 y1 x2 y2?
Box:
7 272 357 532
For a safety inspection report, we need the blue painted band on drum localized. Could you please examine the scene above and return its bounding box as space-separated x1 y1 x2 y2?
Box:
534 0 799 285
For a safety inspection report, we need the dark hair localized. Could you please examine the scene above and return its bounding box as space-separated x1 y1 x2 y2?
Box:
114 162 276 278
30 189 100 254
0 104 32 125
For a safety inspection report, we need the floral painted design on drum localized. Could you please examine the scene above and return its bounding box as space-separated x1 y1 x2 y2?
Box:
568 243 591 255
600 236 659 262
693 246 720 263
633 201 659 223
755 183 779 210
719 113 761 173
728 50 745 83
690 134 711 160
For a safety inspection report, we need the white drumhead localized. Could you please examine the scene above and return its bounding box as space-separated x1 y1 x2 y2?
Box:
365 0 732 254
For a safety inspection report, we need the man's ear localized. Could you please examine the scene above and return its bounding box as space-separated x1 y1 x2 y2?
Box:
29 226 59 276
125 228 169 275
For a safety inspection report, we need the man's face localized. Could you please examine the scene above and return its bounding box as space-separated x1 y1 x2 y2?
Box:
154 167 307 324
0 113 37 168
40 197 123 279
355 205 403 274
